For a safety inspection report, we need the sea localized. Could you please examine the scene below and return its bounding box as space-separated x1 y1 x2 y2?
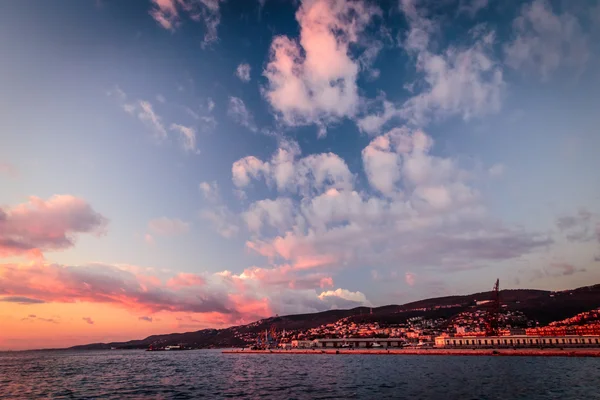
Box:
1 349 599 399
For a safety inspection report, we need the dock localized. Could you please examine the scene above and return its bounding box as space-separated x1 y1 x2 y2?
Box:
222 348 600 357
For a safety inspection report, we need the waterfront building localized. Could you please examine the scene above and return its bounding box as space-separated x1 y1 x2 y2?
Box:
314 338 408 348
435 335 600 348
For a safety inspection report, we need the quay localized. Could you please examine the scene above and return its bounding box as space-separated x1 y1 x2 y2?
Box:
222 348 600 357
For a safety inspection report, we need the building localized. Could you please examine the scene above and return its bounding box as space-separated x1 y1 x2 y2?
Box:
315 338 408 348
291 340 317 348
435 335 600 348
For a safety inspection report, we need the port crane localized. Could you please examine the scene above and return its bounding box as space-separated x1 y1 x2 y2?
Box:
484 279 501 336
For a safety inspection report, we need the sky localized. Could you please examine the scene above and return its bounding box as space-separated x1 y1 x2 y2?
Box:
1 0 600 350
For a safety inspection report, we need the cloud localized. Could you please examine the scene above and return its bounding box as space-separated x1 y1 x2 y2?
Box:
263 0 381 134
405 272 416 286
243 198 297 234
317 288 372 309
232 139 354 196
0 195 107 258
458 0 489 17
21 315 58 324
170 124 199 153
0 162 18 178
358 3 503 133
227 97 257 132
114 88 205 152
530 262 587 280
139 316 153 322
148 217 190 236
199 181 220 203
240 129 551 277
124 100 167 140
0 296 45 304
556 208 597 242
504 0 589 80
236 63 251 82
156 94 166 103
0 262 363 325
149 0 225 47
200 206 239 238
488 163 504 177
82 317 94 325
167 272 205 287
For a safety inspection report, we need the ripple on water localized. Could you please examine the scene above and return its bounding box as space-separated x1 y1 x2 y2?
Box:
1 350 600 399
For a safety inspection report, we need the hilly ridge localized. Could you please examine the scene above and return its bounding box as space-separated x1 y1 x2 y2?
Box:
69 283 600 350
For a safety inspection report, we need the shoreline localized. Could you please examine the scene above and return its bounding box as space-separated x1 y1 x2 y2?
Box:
222 348 600 357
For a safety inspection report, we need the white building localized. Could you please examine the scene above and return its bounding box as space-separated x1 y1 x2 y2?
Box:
435 335 600 348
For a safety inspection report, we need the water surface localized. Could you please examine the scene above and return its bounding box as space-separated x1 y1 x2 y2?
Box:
1 349 599 399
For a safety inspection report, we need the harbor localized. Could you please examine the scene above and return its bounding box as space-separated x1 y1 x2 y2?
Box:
223 348 600 357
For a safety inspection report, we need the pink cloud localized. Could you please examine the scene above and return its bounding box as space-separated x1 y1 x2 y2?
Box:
0 195 107 258
263 0 380 130
405 272 416 286
167 273 205 287
319 277 334 288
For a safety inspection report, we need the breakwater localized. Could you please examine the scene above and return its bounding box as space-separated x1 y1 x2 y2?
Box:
222 348 600 357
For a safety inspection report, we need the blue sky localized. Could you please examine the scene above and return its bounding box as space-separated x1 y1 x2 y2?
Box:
1 0 600 346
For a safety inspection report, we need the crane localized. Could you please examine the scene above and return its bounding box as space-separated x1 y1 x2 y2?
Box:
485 279 501 336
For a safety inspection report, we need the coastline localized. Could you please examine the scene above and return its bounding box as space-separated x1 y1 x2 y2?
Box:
222 348 600 357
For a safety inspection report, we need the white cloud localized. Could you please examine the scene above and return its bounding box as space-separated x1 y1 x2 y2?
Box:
318 288 373 309
263 0 381 134
357 3 503 134
227 97 257 132
199 181 220 203
504 0 589 80
125 100 168 140
148 217 190 236
236 63 251 82
231 140 354 195
240 129 551 278
243 198 296 233
156 94 166 103
170 124 199 153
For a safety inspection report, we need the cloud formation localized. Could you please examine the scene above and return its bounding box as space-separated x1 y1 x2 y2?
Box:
234 128 551 281
504 0 589 80
0 262 369 325
227 97 257 132
124 100 167 140
0 195 107 258
170 124 199 153
358 1 504 133
199 181 220 203
0 296 45 304
556 208 597 243
236 63 251 82
149 0 225 47
263 0 380 134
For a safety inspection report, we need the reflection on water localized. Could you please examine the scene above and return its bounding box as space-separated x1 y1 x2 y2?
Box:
1 349 599 399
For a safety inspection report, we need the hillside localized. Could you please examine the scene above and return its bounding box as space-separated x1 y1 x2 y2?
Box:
69 283 600 350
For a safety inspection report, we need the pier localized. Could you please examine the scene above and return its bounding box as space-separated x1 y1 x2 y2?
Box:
222 348 600 357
